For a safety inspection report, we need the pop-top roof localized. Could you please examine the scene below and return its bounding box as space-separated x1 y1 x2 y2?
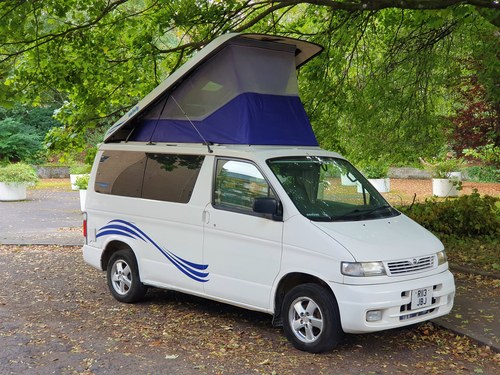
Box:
104 33 323 145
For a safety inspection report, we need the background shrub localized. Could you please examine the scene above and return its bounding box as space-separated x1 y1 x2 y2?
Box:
398 191 499 237
0 118 42 163
466 166 499 183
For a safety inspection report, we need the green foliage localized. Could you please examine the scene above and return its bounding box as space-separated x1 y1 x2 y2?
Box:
0 105 61 134
360 161 389 179
420 148 464 178
466 166 500 183
0 118 42 163
74 174 89 190
424 158 463 179
45 126 86 163
0 163 39 185
69 164 92 174
399 191 499 238
0 1 498 167
464 144 500 165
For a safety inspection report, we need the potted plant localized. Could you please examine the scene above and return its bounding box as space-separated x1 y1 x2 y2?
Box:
361 162 390 193
420 153 463 198
0 163 39 201
74 174 89 211
69 164 92 190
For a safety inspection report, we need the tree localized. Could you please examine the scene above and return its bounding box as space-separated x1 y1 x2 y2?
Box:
0 0 498 164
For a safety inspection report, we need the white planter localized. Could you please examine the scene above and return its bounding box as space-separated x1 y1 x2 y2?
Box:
79 189 87 211
341 174 357 186
70 174 86 190
0 182 27 201
432 178 458 197
448 171 462 180
368 178 390 193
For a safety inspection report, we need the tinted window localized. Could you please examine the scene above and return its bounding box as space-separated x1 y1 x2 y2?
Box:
95 151 145 197
142 154 204 203
214 159 276 213
95 151 204 203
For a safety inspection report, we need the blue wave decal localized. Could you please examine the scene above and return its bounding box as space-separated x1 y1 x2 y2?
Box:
97 220 209 283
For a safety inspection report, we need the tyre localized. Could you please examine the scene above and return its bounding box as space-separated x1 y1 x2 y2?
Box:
107 249 147 303
282 283 342 353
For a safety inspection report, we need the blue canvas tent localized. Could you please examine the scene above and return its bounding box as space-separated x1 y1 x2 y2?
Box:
104 34 323 146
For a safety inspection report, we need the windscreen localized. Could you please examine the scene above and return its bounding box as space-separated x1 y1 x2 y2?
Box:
267 156 399 222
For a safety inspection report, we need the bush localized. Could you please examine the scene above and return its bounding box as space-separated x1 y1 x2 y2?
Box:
0 118 42 162
74 174 89 190
466 166 499 183
69 164 92 174
398 191 499 237
361 162 389 179
0 163 39 185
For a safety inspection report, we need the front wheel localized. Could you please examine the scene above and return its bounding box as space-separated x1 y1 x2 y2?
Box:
107 249 147 303
282 283 342 353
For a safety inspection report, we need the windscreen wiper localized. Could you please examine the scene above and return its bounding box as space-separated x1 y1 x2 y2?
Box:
330 205 393 222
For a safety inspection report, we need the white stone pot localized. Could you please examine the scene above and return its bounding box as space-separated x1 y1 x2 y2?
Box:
432 178 458 197
341 174 357 186
368 178 391 193
0 182 27 201
79 189 87 212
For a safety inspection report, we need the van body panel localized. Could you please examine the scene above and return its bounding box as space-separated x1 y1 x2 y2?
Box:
89 199 207 292
280 214 353 283
202 207 283 309
312 214 443 262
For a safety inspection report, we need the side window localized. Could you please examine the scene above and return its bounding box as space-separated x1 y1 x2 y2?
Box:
95 151 146 197
95 151 204 203
142 154 204 203
214 159 276 213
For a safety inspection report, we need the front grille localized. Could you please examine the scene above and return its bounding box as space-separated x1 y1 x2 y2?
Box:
387 255 435 275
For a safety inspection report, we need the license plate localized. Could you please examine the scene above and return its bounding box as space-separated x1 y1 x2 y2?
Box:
411 286 433 310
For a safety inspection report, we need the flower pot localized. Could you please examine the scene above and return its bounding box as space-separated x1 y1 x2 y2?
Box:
70 174 86 190
432 178 458 197
0 182 27 201
79 189 87 211
368 178 390 193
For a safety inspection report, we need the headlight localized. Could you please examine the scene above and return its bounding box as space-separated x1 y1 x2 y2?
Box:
437 250 448 266
341 261 386 277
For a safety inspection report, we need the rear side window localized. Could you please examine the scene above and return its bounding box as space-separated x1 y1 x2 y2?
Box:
95 152 145 197
95 151 204 203
142 153 204 203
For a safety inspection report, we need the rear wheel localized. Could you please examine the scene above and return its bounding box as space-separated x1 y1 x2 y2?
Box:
282 283 342 353
107 249 147 303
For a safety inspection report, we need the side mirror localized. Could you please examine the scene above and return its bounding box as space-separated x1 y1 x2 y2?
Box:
253 197 282 220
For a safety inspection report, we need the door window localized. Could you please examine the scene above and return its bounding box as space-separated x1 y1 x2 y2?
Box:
214 159 276 214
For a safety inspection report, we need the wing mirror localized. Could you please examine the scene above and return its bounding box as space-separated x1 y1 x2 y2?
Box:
253 197 282 221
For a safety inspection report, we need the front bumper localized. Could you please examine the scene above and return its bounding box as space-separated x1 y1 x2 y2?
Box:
329 270 455 333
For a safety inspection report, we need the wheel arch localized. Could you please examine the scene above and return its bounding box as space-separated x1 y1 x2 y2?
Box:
272 272 338 327
101 240 134 271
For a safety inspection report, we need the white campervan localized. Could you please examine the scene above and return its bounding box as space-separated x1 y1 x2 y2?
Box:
83 34 455 353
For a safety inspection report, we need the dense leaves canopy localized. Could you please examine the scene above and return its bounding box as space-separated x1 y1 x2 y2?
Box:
0 0 498 163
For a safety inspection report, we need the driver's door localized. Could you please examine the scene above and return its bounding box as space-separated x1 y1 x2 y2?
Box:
202 158 283 310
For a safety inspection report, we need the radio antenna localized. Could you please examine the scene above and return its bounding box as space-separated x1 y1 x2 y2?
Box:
170 95 213 154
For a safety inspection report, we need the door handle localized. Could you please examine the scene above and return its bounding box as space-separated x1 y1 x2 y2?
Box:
202 210 210 224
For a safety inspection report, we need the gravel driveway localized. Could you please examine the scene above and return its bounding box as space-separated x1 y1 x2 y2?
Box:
1 245 498 375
